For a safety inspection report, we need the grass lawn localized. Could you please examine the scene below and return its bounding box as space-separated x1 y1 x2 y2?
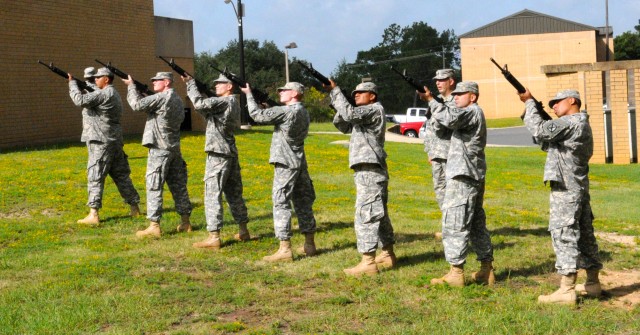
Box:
0 123 639 334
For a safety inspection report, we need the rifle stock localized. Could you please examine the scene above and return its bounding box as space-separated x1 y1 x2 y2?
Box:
490 58 551 121
95 59 154 96
209 64 281 106
38 60 94 92
158 56 216 97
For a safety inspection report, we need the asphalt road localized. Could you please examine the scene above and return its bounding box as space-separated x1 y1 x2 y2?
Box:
487 126 536 147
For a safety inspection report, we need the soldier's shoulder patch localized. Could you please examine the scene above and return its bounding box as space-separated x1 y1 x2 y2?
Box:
266 110 275 116
544 119 569 135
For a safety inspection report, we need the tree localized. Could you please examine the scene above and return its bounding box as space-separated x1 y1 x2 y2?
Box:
614 23 640 60
332 22 460 113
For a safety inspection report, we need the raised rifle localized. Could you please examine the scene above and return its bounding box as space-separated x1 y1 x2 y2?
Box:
38 60 94 92
490 58 551 121
158 56 216 97
390 65 443 105
296 60 356 106
95 59 154 96
209 64 281 106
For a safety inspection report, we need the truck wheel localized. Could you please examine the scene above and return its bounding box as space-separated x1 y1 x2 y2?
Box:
405 130 418 138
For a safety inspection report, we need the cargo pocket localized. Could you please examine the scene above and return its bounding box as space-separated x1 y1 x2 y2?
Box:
549 191 581 230
357 193 384 224
146 165 164 191
87 160 105 182
443 203 467 231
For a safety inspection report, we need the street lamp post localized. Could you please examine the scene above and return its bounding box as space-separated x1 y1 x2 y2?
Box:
284 42 297 82
224 0 250 128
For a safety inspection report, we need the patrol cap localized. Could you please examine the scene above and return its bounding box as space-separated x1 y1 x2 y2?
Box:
92 67 113 78
83 67 96 79
548 89 581 108
277 82 305 94
433 69 454 80
451 81 479 95
150 72 173 81
351 82 378 96
212 73 233 84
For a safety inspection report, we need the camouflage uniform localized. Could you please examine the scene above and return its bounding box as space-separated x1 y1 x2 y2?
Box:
523 97 601 276
429 89 493 266
69 79 140 210
127 82 192 223
245 93 316 241
423 94 454 209
186 79 248 232
330 86 395 254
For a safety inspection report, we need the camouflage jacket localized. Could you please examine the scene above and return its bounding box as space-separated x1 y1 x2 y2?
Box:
330 87 387 170
423 94 454 160
523 99 592 191
246 94 309 169
69 82 123 145
186 79 240 157
127 86 184 152
429 100 487 181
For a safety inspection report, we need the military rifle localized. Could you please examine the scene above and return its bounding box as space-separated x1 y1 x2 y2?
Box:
38 60 94 92
158 56 216 97
390 65 443 105
490 58 551 121
94 59 154 96
209 64 281 106
296 60 356 106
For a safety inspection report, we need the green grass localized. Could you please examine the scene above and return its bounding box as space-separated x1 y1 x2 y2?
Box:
486 117 523 128
1 123 639 334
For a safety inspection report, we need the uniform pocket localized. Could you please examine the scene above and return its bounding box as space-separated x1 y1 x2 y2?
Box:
146 166 163 191
357 193 384 224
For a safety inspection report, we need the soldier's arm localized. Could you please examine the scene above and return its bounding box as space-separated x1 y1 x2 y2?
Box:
69 81 103 108
126 85 163 114
523 100 571 143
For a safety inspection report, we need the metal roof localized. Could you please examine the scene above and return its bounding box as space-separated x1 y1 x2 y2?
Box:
460 9 602 38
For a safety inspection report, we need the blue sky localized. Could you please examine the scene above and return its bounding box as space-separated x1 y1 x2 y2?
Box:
154 0 640 74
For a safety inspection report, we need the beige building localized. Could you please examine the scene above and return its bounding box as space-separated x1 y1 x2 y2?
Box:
461 9 638 164
0 0 202 149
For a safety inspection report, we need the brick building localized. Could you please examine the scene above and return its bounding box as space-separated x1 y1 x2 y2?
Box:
0 1 202 149
460 9 638 164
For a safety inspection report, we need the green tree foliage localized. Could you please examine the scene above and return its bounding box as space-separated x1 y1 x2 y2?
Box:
304 87 335 122
332 22 460 113
614 23 640 60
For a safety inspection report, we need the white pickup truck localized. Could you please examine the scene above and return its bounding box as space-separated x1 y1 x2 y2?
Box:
389 107 429 124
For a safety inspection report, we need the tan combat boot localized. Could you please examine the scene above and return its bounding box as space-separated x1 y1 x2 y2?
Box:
374 245 397 269
233 222 250 241
296 233 317 257
136 221 161 238
575 269 602 298
193 231 221 250
130 204 141 217
471 261 495 286
176 214 192 233
77 208 100 225
343 252 379 277
538 273 577 305
263 240 294 262
430 264 465 287
434 232 443 241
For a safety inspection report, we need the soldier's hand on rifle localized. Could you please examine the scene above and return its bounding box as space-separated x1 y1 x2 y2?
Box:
239 83 252 95
518 88 533 103
122 75 134 86
417 86 433 102
67 73 73 82
181 75 192 82
322 79 337 91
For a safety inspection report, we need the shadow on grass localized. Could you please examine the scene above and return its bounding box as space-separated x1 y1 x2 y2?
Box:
496 259 558 281
491 226 549 237
600 282 640 302
398 250 444 267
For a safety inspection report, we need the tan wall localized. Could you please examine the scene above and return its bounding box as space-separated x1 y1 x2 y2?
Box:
0 1 196 149
461 31 600 119
545 60 640 164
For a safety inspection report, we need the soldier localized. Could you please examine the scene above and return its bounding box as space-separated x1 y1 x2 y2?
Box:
240 82 317 262
183 73 250 249
419 81 494 287
518 89 602 305
68 67 141 225
326 80 396 276
123 72 192 238
422 69 455 240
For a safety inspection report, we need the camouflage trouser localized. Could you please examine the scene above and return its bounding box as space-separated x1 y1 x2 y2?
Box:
430 158 447 210
272 163 316 240
145 148 192 222
204 153 248 232
549 184 602 275
353 164 395 254
441 176 493 265
86 141 140 209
